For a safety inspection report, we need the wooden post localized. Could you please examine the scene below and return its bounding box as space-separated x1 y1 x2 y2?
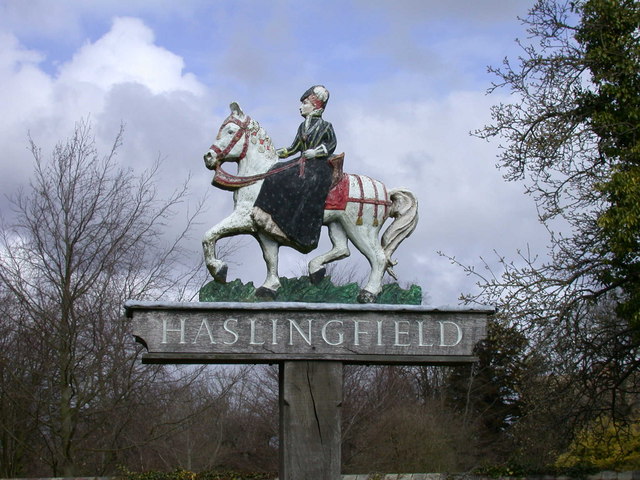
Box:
279 361 343 480
124 301 493 479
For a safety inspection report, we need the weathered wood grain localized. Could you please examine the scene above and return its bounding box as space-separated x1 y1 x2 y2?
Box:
279 361 342 480
124 301 493 364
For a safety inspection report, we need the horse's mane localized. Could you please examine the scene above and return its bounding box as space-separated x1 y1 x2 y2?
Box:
247 117 275 152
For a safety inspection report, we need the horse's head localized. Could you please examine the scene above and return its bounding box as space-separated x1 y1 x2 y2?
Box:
204 102 251 170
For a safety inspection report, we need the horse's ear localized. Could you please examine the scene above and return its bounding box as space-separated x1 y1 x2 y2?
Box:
230 102 245 118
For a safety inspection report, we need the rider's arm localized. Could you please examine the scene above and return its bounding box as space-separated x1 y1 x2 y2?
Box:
276 123 304 158
308 121 336 158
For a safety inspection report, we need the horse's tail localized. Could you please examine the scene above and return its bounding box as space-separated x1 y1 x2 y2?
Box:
381 189 419 279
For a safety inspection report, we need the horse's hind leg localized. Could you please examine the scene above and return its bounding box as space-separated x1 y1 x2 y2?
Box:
342 222 386 303
256 232 281 298
308 222 351 284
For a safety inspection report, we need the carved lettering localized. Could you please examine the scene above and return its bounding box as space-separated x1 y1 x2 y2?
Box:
394 320 411 347
250 319 265 345
223 318 239 345
192 319 216 344
148 314 471 353
321 320 344 346
439 321 463 347
353 320 370 346
271 319 278 345
289 319 312 346
162 318 186 344
417 320 434 347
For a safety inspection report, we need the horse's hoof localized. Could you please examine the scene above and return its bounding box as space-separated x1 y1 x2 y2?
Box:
357 290 377 304
214 265 228 284
255 286 277 300
309 267 326 285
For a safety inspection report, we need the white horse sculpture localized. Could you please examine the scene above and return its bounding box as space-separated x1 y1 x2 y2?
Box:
203 103 418 303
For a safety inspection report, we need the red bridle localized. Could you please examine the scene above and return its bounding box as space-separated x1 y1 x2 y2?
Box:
209 116 252 161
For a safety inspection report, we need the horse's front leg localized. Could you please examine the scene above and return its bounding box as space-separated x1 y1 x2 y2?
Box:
202 211 255 283
255 232 281 299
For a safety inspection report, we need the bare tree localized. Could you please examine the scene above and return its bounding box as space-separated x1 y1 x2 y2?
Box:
0 120 207 475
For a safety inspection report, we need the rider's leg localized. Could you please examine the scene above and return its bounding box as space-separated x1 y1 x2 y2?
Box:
252 207 289 245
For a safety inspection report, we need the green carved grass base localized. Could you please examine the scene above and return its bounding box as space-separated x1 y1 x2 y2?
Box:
199 276 422 305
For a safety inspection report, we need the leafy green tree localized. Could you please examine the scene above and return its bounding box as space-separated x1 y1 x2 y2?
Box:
577 0 640 325
556 414 640 470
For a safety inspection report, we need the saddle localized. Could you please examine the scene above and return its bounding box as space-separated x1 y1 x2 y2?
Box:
328 153 345 188
325 153 348 210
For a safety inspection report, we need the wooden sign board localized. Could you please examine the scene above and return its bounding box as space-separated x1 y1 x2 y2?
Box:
124 301 493 365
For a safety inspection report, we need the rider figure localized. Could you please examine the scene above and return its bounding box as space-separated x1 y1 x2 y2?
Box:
252 85 337 253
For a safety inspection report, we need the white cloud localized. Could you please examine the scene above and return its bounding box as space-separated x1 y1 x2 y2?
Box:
0 33 56 197
0 16 211 220
0 33 53 128
58 17 204 96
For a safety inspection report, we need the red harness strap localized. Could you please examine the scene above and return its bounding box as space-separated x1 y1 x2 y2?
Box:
325 174 392 225
212 158 306 191
210 116 252 161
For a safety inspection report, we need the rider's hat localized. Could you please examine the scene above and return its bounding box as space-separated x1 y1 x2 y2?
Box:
301 85 329 110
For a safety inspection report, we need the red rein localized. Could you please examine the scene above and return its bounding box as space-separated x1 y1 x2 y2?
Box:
209 116 252 161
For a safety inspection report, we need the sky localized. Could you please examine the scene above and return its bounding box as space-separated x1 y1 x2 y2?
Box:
0 0 548 306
